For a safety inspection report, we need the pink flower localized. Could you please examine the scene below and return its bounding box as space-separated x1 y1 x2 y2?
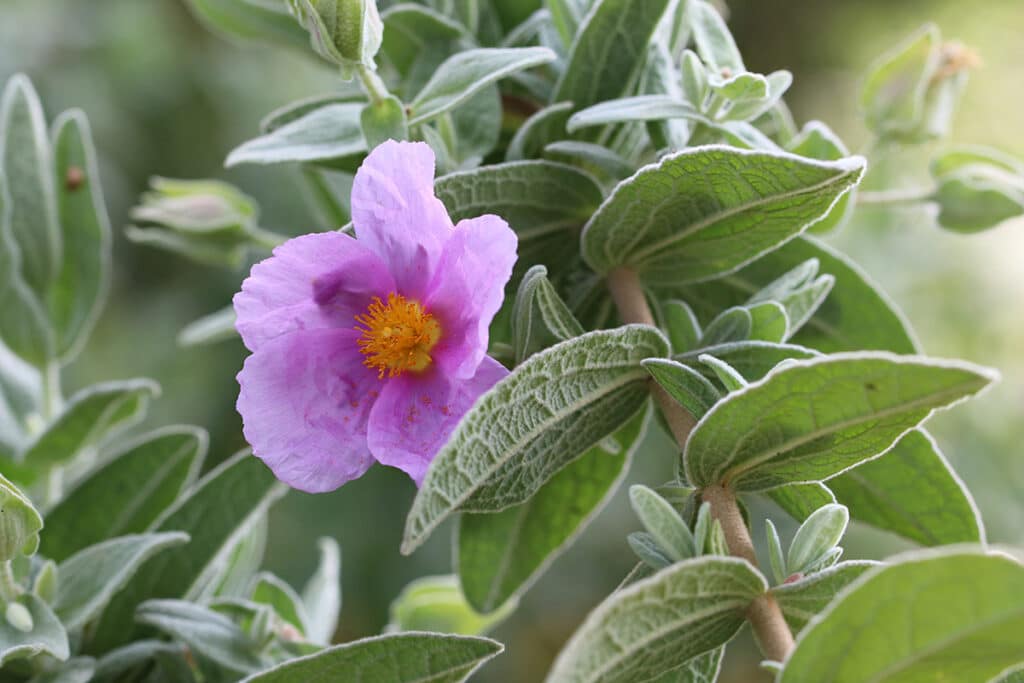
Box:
234 141 517 492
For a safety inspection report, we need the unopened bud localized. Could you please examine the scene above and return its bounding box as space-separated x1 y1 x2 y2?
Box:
289 0 383 74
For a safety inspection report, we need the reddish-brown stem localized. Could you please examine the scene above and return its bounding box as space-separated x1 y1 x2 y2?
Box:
606 267 795 662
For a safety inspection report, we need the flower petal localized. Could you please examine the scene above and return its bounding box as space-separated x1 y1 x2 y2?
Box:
367 356 509 485
234 232 394 352
426 214 518 379
237 328 382 493
350 140 452 298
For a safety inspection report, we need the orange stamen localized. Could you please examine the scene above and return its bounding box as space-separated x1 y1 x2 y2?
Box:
355 293 442 378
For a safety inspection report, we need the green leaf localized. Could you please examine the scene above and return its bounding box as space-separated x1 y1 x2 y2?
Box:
136 599 266 674
778 551 1024 682
0 594 68 666
547 0 587 46
671 236 919 355
786 503 848 575
183 0 312 50
506 102 573 161
765 519 786 585
699 354 747 392
435 161 602 278
178 305 238 347
827 428 984 546
684 353 996 491
239 632 503 683
657 649 724 683
627 532 673 570
409 47 556 125
580 146 864 284
663 300 701 354
699 306 751 346
48 111 111 361
225 103 365 167
771 560 876 632
209 512 268 600
54 533 190 632
251 572 309 634
629 485 695 561
552 0 672 112
0 75 59 296
450 85 502 167
301 537 340 646
689 0 743 73
388 575 512 635
259 92 364 133
566 95 698 133
642 358 720 420
677 341 819 383
380 4 466 76
764 482 836 523
11 379 160 486
512 265 584 364
545 556 767 683
0 473 42 561
360 95 408 149
91 639 185 681
543 141 634 180
402 325 668 554
41 427 206 562
860 24 940 139
787 121 854 234
29 657 95 683
458 407 648 613
88 452 286 652
747 301 789 343
930 146 1024 233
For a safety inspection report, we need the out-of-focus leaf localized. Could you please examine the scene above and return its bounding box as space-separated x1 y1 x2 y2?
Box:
48 111 111 361
0 594 68 666
301 537 341 645
88 452 286 651
239 632 503 682
41 427 206 562
184 0 312 50
54 533 190 631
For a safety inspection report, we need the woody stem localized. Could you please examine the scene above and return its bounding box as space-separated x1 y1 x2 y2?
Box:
605 267 795 662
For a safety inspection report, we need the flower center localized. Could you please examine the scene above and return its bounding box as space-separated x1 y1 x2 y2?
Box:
355 293 442 378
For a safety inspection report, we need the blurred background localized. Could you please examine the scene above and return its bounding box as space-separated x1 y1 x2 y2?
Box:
1 0 1020 680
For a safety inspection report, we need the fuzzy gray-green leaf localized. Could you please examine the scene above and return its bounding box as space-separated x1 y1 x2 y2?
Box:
240 632 503 683
403 325 668 554
828 428 984 546
779 551 1024 682
545 556 766 683
226 103 365 167
581 146 864 283
684 353 996 491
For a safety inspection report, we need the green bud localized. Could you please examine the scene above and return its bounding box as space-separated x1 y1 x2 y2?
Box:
289 0 383 74
387 575 513 636
126 177 273 267
5 601 33 633
32 560 57 604
0 475 42 563
861 24 978 143
930 147 1024 233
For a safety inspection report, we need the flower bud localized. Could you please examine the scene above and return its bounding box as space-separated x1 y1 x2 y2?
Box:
5 601 33 633
288 0 383 74
0 475 42 563
930 147 1024 233
127 177 267 267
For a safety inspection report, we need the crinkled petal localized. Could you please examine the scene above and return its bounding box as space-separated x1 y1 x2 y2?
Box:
350 140 452 298
426 215 518 379
367 356 508 485
237 328 383 493
234 232 394 352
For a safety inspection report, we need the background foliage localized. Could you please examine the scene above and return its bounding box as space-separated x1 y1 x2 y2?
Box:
0 0 1021 680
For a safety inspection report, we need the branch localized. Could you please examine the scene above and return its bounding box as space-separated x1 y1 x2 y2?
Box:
605 267 795 662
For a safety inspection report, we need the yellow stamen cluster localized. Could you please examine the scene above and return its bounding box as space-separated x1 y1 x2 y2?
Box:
355 293 442 378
